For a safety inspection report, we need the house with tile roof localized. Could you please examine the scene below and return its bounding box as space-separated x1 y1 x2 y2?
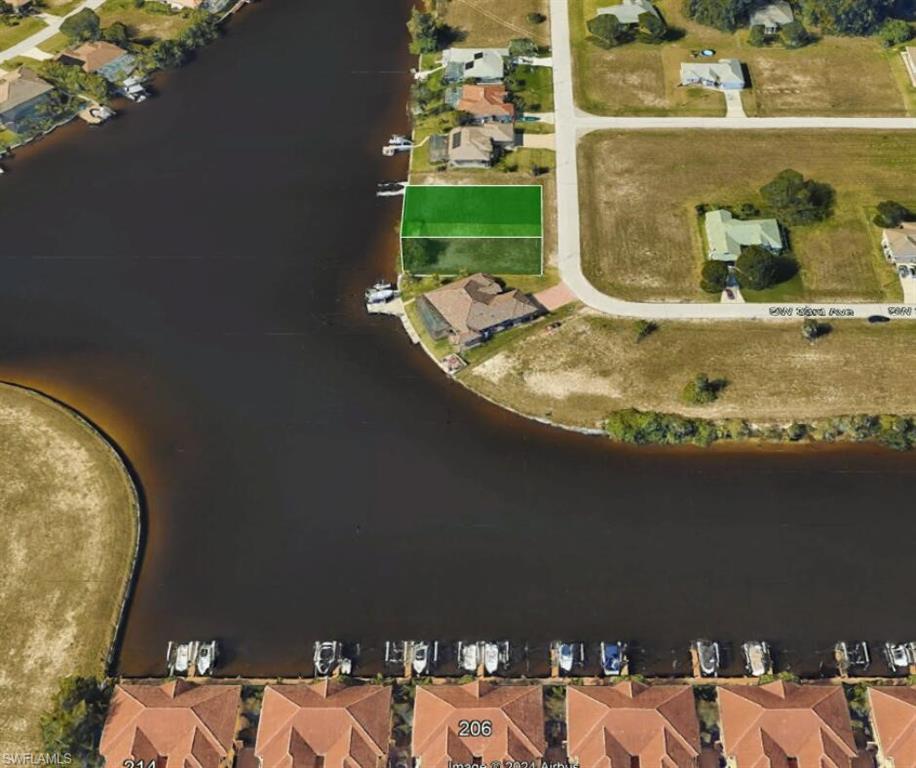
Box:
254 680 391 768
869 685 916 768
59 41 137 83
456 84 516 123
567 682 703 768
412 681 547 768
99 680 242 768
750 1 795 34
882 222 916 265
0 67 55 133
445 122 515 168
705 209 783 261
596 0 659 26
680 59 745 90
718 681 858 768
417 274 543 348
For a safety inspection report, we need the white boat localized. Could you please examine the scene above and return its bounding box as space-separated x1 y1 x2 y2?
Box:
742 641 771 677
314 641 340 676
413 641 435 675
377 181 407 198
483 642 499 675
884 642 912 671
557 642 581 675
195 641 218 675
382 135 414 156
694 639 720 677
365 281 398 305
458 641 479 673
174 643 191 674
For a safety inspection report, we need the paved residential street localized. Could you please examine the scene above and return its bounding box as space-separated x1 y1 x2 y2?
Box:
548 0 916 320
0 0 112 68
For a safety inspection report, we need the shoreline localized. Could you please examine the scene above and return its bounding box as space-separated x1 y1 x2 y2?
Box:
393 5 916 453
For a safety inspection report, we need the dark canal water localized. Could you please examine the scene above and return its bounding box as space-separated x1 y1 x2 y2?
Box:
1 0 914 679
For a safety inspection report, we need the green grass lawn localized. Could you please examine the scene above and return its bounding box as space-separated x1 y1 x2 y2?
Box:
402 236 543 274
42 0 83 16
511 64 555 112
0 16 47 55
37 31 71 55
402 184 543 237
0 127 19 150
97 0 193 41
570 0 910 116
578 130 916 302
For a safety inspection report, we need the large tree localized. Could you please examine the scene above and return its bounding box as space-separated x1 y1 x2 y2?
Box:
60 8 100 42
760 168 834 225
700 260 729 293
407 6 440 54
736 245 780 290
682 0 754 32
798 0 894 35
41 676 110 767
587 13 626 46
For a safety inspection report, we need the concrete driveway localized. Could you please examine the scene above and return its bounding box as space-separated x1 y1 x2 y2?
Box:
724 90 746 118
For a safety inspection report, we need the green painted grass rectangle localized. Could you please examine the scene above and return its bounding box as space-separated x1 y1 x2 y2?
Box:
402 237 542 275
401 185 543 238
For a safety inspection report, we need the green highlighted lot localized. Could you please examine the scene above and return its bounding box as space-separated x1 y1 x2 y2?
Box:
401 185 543 275
401 185 542 237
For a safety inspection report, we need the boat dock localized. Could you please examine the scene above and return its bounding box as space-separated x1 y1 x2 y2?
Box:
366 298 419 344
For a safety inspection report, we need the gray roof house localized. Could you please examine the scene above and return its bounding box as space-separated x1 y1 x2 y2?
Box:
750 1 794 34
446 122 515 168
596 0 659 25
442 48 509 83
705 209 783 261
882 223 916 265
680 59 745 90
0 67 55 134
416 273 543 348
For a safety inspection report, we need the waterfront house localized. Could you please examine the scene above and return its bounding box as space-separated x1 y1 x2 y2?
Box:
6 0 33 12
445 122 515 168
904 47 916 88
718 681 858 768
750 1 795 34
882 222 916 265
567 682 703 768
99 680 242 768
705 209 783 261
417 273 543 349
0 67 55 133
456 84 516 122
442 48 509 83
596 0 660 26
412 681 546 768
680 59 745 90
59 41 137 83
869 685 916 768
254 680 391 768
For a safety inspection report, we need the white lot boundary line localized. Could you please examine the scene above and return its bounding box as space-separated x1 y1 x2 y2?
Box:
548 0 916 320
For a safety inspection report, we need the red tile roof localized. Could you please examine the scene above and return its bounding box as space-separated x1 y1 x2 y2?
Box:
567 682 702 768
869 686 916 768
718 681 857 768
255 680 392 768
457 84 515 120
412 682 546 768
100 680 242 768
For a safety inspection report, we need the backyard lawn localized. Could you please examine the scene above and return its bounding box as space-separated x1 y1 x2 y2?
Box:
441 0 550 47
0 385 138 754
462 309 916 428
511 63 555 112
578 130 916 302
570 0 911 116
0 16 47 55
97 0 193 41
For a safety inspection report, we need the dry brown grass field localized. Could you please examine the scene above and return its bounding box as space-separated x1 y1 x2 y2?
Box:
578 130 915 302
0 385 138 753
440 0 551 47
570 0 910 116
462 309 916 428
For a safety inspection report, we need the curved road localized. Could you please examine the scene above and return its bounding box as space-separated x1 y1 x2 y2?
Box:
548 0 916 320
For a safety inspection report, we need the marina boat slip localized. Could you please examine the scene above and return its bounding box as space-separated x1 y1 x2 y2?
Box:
600 642 627 676
457 641 480 674
166 640 219 676
694 639 721 677
742 641 772 677
412 641 439 675
554 641 586 676
835 641 871 676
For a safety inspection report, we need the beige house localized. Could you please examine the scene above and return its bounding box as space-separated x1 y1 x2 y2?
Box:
445 122 515 168
882 222 916 265
903 47 916 88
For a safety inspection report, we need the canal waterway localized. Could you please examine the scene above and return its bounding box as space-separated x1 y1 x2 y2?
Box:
0 0 914 679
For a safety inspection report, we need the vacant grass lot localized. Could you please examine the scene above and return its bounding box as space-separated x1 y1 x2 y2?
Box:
441 0 550 47
579 130 915 302
462 309 916 428
402 236 542 274
0 385 138 753
402 184 542 237
0 16 47 55
570 0 910 116
97 0 192 41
